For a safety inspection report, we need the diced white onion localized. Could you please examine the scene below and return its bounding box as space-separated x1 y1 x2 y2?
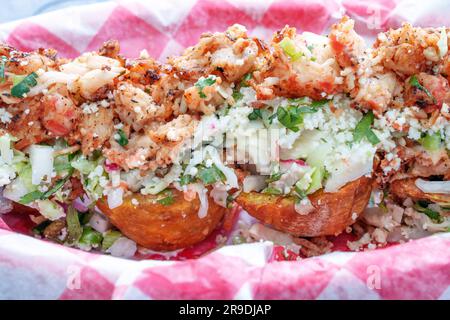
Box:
0 135 13 164
29 145 54 185
248 223 294 246
89 212 112 233
243 175 266 193
437 28 448 58
106 237 137 258
210 184 228 207
107 187 124 209
294 197 315 215
415 179 450 194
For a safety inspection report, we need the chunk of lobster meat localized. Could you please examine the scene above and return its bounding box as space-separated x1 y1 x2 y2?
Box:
254 26 342 100
373 24 448 77
60 52 125 100
114 81 168 131
169 24 260 83
329 16 366 68
404 73 450 109
75 107 114 154
104 131 159 170
354 72 399 115
104 115 197 171
182 76 231 115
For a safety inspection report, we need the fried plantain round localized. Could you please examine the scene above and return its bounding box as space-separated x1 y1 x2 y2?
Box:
97 189 228 251
236 176 373 237
390 178 450 204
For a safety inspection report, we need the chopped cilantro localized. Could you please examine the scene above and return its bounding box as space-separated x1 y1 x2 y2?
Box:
266 171 282 183
409 75 436 103
19 169 74 204
353 110 380 145
197 164 225 185
0 56 7 83
115 129 128 147
232 89 243 102
248 109 263 120
414 202 442 222
179 174 194 186
195 76 216 98
240 73 252 87
262 186 282 195
156 190 175 206
11 72 38 98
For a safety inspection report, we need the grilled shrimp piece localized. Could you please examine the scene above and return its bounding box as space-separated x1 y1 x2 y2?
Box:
41 88 79 137
353 72 399 115
104 115 197 171
105 131 158 170
254 25 342 100
155 25 261 116
170 24 259 83
98 39 121 59
74 107 115 154
1 97 49 150
60 52 125 100
373 24 449 77
113 81 168 131
0 44 57 76
126 55 161 86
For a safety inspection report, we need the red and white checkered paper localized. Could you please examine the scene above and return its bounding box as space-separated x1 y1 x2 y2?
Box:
1 0 450 300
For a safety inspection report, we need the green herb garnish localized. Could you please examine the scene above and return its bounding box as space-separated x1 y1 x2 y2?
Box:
262 186 282 195
197 164 225 185
0 56 7 83
19 169 74 204
414 202 442 222
79 226 103 247
353 110 380 145
266 171 282 183
115 129 128 147
66 206 82 244
18 190 44 204
195 75 216 98
11 72 38 98
279 38 303 61
240 73 252 87
248 109 263 120
102 230 122 251
232 89 243 102
156 189 175 206
409 75 436 103
419 132 441 151
179 174 194 186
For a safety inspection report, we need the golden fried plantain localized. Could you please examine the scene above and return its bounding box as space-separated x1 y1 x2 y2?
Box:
390 178 450 204
97 189 228 251
236 176 373 237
